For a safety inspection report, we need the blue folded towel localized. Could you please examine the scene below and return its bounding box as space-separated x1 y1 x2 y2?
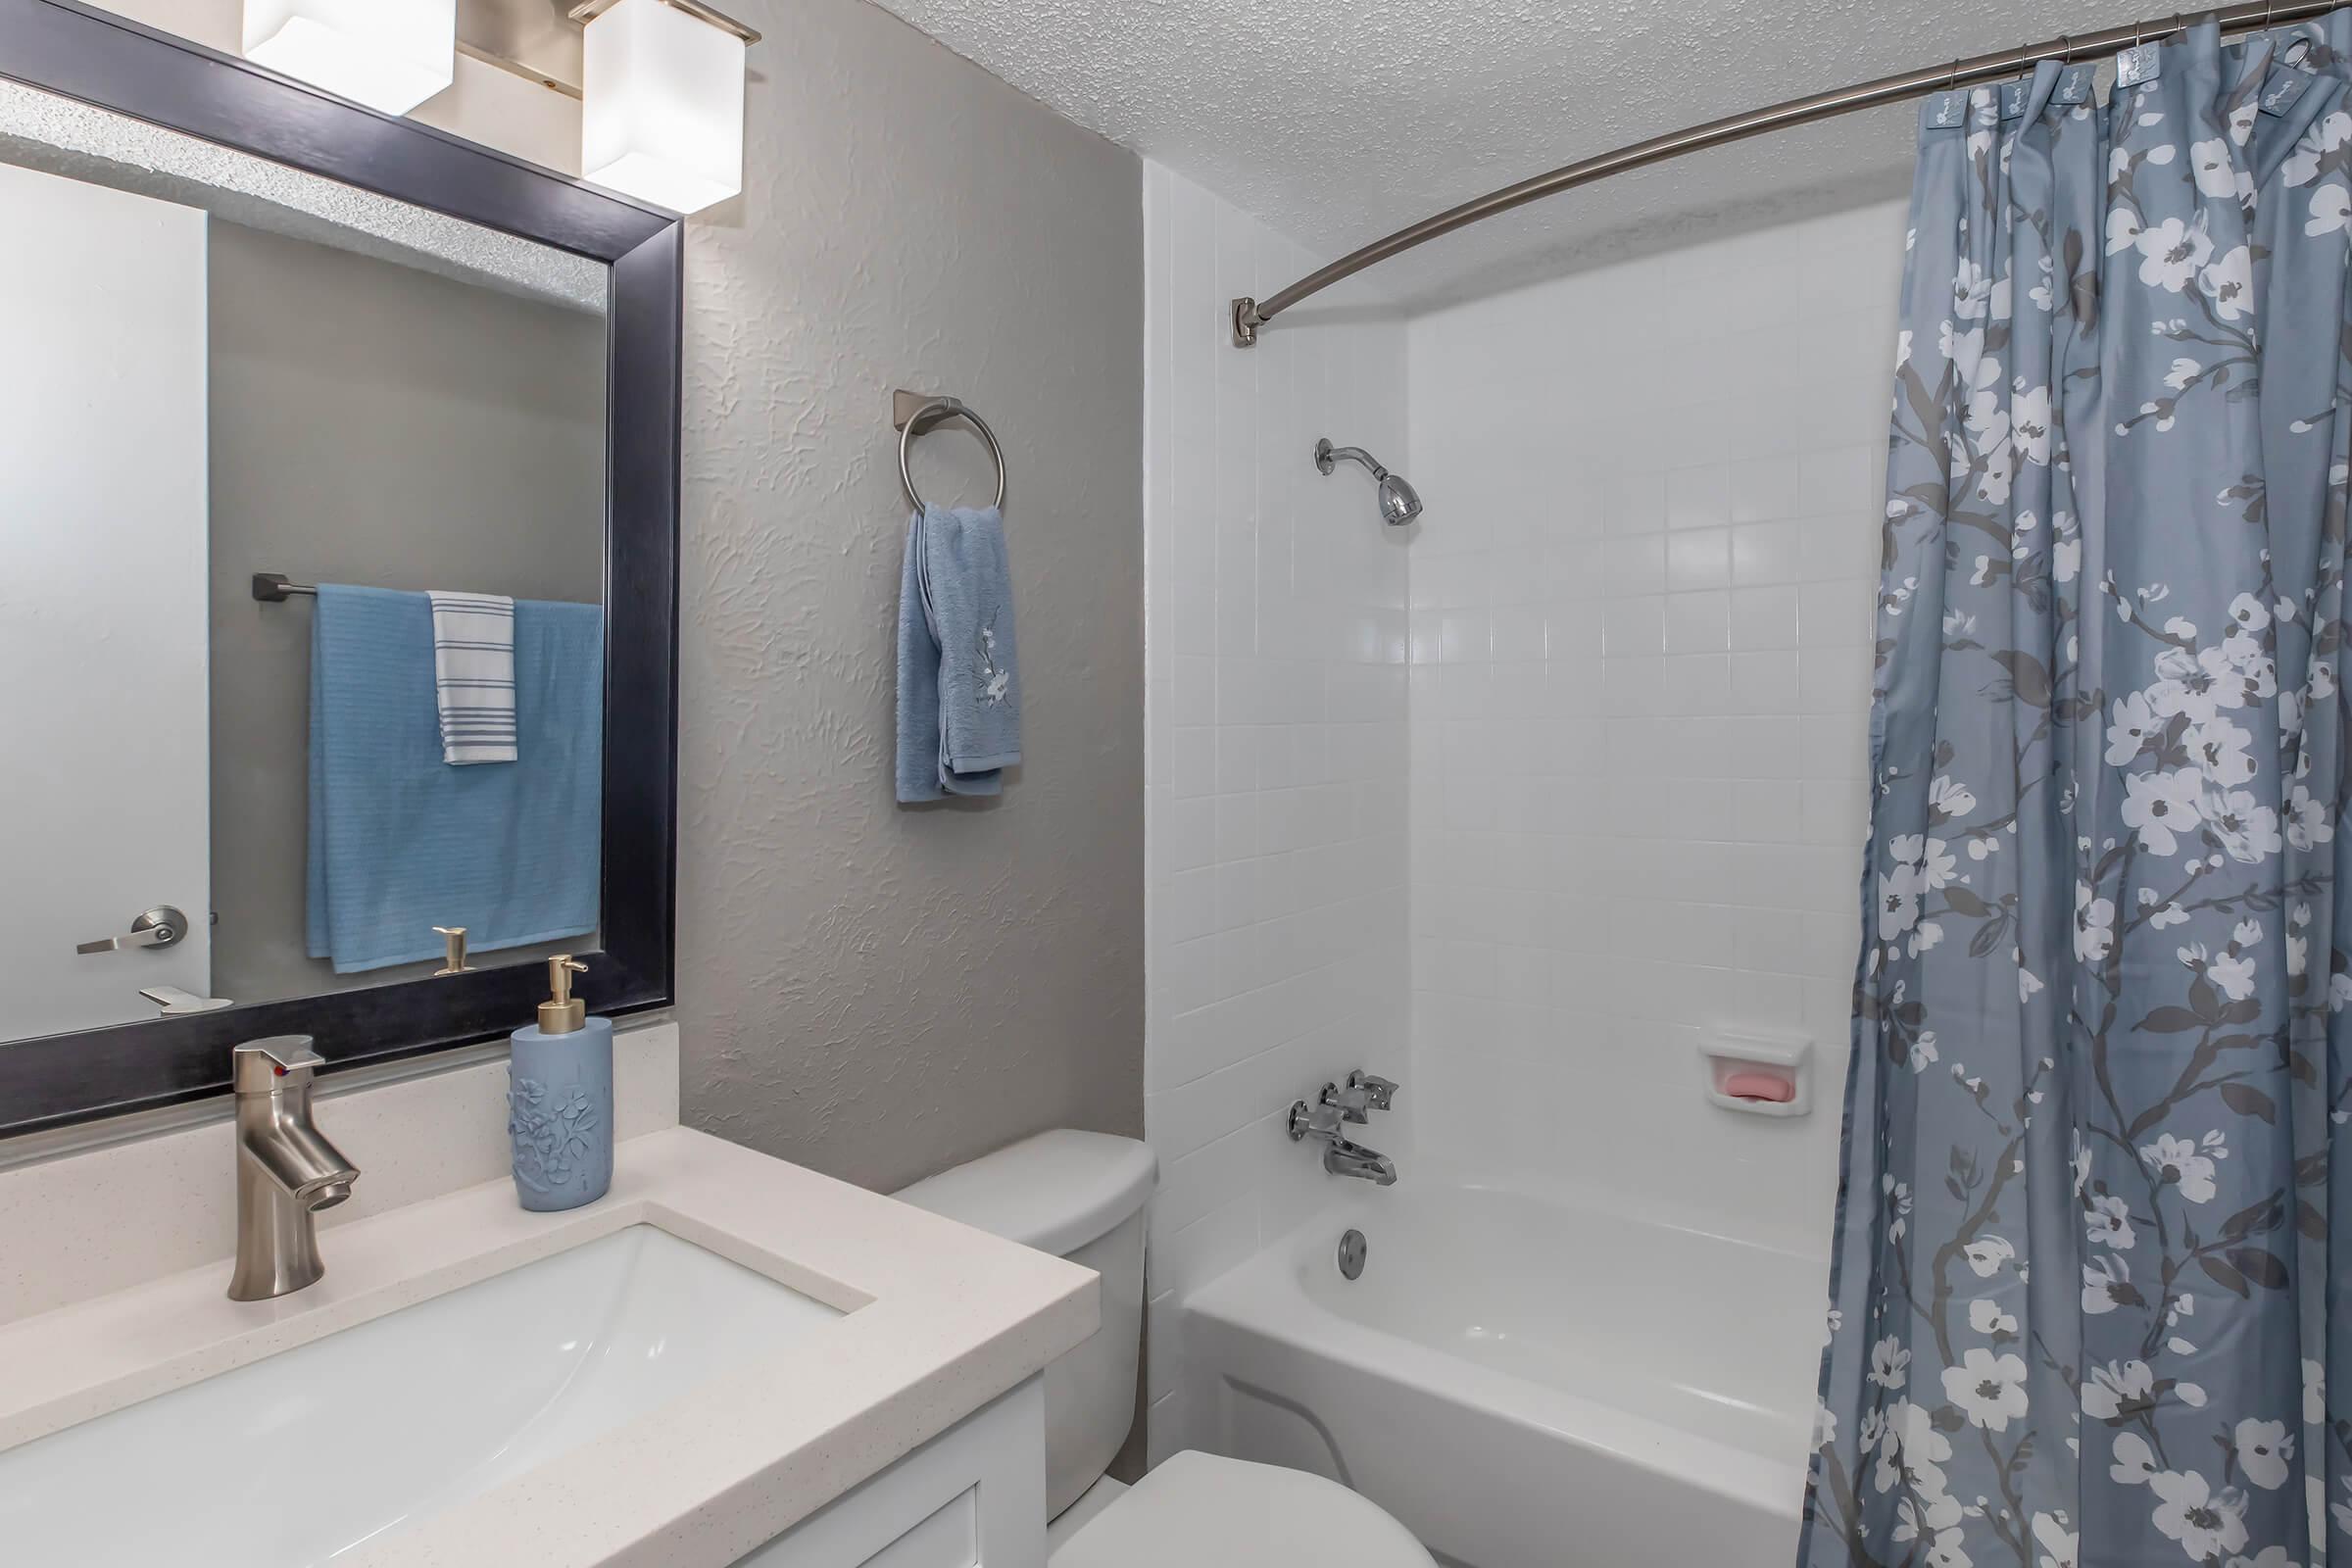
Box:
897 504 1023 803
307 584 603 973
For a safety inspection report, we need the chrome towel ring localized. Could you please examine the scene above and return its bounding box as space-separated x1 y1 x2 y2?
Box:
895 388 1006 512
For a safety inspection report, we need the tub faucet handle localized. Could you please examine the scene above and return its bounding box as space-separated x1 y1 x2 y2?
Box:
1348 1070 1399 1111
1290 1096 1346 1141
1320 1079 1374 1124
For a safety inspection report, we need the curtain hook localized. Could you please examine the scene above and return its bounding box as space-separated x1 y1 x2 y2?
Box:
1946 58 1960 90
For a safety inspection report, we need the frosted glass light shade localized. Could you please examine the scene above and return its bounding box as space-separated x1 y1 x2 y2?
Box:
582 0 747 214
242 0 455 115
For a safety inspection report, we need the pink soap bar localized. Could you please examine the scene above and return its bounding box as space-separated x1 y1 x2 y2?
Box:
1722 1071 1795 1102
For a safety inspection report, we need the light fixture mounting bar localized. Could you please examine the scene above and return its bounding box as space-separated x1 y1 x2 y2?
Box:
567 0 761 45
455 39 585 99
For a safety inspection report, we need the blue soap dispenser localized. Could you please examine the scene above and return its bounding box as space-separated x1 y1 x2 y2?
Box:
507 955 613 1211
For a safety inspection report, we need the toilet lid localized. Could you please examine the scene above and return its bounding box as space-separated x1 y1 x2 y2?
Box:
1050 1450 1436 1568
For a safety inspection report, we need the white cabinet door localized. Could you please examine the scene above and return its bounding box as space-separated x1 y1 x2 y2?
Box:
0 162 212 1041
732 1378 1048 1568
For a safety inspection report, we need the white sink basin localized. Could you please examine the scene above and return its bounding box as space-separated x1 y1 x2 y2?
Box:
0 1223 841 1565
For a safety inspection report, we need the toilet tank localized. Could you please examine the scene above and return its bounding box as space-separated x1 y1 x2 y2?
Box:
894 1129 1156 1518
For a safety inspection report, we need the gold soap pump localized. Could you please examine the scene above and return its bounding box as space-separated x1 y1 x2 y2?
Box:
538 956 588 1034
432 925 472 976
510 953 612 1211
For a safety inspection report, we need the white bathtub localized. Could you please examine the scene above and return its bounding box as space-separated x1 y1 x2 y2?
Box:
1183 1181 1824 1568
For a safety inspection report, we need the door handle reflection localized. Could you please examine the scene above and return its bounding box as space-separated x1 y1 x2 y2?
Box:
74 905 188 955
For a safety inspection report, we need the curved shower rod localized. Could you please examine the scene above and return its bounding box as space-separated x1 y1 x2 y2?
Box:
1230 0 2335 347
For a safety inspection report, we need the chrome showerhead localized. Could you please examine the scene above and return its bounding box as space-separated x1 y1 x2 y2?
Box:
1315 437 1423 527
1376 471 1423 526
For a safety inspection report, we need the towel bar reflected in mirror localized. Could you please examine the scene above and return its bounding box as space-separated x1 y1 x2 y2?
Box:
252 573 318 602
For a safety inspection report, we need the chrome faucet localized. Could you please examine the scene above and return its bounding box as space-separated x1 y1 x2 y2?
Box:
228 1037 359 1302
1289 1086 1399 1186
1346 1069 1398 1112
1323 1069 1401 1124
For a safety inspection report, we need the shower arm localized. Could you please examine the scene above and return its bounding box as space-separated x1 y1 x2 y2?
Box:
1230 0 2334 346
1319 443 1389 480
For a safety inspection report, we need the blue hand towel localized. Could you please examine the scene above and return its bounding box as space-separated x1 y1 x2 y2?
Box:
307 585 603 973
896 504 1022 803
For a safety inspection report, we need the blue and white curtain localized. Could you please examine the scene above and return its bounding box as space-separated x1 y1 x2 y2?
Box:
1803 18 2352 1568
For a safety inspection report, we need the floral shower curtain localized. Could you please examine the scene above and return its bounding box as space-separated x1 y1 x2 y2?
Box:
1802 19 2352 1568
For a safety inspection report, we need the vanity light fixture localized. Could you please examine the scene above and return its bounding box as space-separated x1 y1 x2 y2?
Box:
241 0 457 115
571 0 758 215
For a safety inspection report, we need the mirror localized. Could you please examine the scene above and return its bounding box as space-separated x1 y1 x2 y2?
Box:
0 72 612 1048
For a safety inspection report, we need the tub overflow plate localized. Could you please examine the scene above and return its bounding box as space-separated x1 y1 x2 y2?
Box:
1337 1228 1367 1281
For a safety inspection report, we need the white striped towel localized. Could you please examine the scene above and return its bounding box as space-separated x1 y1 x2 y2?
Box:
425 590 517 764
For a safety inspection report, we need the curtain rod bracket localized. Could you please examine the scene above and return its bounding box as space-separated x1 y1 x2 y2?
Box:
1232 297 1263 348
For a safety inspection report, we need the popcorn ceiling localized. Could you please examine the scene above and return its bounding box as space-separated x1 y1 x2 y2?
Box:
0 78 604 315
869 0 2153 310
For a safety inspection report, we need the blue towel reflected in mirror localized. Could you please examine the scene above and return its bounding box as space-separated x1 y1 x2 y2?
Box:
306 584 602 973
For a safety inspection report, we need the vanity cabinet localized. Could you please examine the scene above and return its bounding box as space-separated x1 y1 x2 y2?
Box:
733 1379 1047 1568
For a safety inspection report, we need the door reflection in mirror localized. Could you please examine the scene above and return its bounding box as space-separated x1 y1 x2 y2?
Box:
0 104 609 1048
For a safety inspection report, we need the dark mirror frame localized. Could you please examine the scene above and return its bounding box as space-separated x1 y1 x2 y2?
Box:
0 0 680 1137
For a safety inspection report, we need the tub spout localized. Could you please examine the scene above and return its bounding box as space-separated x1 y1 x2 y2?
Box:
1321 1138 1398 1186
1289 1094 1399 1184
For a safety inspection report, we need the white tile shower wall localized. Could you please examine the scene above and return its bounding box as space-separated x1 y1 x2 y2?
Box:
1403 198 1909 1251
1143 162 1411 1458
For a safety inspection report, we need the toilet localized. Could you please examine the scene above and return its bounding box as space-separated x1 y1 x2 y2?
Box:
895 1129 1435 1567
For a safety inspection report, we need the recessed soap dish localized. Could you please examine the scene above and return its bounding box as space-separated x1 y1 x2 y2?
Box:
1700 1031 1813 1118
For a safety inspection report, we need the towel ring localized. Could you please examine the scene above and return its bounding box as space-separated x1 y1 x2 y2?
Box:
899 396 1006 512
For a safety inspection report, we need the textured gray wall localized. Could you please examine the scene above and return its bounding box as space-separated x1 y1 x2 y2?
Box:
206 220 606 1005
675 0 1145 1192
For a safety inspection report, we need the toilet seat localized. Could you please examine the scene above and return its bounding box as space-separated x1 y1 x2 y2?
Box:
1049 1450 1436 1568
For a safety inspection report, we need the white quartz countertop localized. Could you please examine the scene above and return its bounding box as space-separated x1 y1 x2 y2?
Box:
0 1126 1099 1565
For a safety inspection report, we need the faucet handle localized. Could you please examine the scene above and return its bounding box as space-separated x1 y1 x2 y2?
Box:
1289 1096 1346 1141
1348 1070 1399 1111
233 1036 323 1093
